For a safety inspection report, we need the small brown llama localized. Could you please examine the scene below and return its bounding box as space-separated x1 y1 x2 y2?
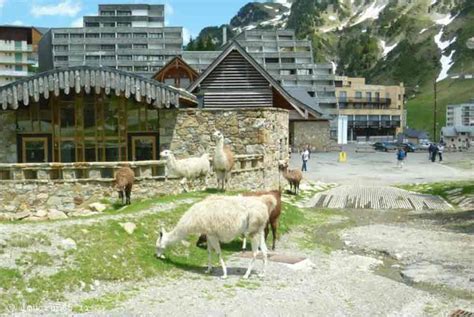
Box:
115 166 135 205
213 130 235 191
280 164 303 195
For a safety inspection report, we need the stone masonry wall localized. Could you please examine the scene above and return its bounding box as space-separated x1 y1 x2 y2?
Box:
0 112 17 163
292 120 335 152
160 108 289 189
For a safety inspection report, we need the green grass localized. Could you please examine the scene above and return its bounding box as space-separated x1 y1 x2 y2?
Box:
399 180 474 203
15 252 54 267
72 292 132 313
406 78 474 139
0 189 311 313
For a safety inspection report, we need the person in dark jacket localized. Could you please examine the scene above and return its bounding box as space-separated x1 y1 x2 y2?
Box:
431 144 439 162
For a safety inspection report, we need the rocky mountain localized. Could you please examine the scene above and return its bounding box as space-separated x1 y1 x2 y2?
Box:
188 0 474 135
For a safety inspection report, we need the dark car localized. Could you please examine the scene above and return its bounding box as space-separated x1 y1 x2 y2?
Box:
373 142 398 152
401 143 417 152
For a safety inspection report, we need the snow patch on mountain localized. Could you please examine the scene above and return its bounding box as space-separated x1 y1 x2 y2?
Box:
437 50 456 82
433 12 459 26
380 40 398 58
352 1 388 26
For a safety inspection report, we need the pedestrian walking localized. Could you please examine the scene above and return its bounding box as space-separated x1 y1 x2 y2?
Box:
301 148 310 172
438 143 444 161
396 147 406 168
431 144 438 162
428 143 435 161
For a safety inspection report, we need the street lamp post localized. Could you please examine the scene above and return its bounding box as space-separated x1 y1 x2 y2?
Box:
434 80 437 142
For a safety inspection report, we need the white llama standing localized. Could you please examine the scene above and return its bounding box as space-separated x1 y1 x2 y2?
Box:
156 194 277 279
212 130 235 191
160 150 210 191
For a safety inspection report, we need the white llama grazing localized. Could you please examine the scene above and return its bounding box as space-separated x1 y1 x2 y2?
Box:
156 194 277 279
212 130 235 191
160 150 210 191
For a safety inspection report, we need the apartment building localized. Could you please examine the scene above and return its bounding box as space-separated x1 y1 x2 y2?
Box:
441 100 474 149
38 4 182 77
335 76 405 142
0 26 43 86
182 29 337 134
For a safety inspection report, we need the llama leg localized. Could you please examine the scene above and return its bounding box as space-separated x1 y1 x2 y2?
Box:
259 231 268 277
243 235 259 279
241 235 247 251
208 236 227 279
119 190 124 204
205 241 213 274
271 222 278 251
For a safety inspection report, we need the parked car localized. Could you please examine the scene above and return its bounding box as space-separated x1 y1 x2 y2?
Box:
373 142 398 152
418 141 431 150
401 143 417 152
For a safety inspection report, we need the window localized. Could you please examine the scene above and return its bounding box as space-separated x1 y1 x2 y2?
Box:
15 65 23 71
54 45 68 52
265 58 279 64
366 92 372 100
70 34 84 39
118 55 132 60
117 22 131 27
86 33 100 38
118 66 133 71
149 33 163 38
134 66 148 72
55 33 69 39
118 44 132 49
355 91 362 99
69 44 84 51
100 10 115 16
117 33 132 38
101 33 115 38
54 56 68 61
133 33 147 38
278 35 293 41
102 22 115 27
85 44 100 51
297 69 311 75
85 56 100 61
85 22 99 27
133 44 148 49
102 55 115 61
101 45 115 51
117 11 131 16
133 55 147 61
148 55 162 61
281 57 295 63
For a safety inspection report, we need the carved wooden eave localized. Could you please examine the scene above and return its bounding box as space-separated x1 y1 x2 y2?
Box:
0 66 197 110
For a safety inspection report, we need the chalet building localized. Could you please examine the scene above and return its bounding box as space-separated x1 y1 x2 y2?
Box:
0 66 196 164
185 40 332 151
151 56 198 89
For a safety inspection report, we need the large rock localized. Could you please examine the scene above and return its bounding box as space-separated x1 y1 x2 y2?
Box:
48 209 68 220
89 203 107 212
61 238 77 250
13 211 31 220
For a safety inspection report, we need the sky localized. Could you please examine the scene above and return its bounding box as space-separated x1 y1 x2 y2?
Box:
0 0 270 43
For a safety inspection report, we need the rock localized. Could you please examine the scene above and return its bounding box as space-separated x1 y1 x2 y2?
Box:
74 196 84 205
48 209 68 220
46 196 63 207
89 203 107 212
13 211 31 220
36 209 48 218
0 213 13 221
61 238 77 250
37 193 49 200
119 222 136 235
5 205 16 212
26 216 46 222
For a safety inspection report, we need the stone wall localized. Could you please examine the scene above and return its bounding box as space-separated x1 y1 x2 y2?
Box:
0 111 17 163
0 107 289 221
291 120 335 152
160 108 289 189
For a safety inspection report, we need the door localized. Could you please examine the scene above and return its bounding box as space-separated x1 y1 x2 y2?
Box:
128 133 159 161
18 135 52 163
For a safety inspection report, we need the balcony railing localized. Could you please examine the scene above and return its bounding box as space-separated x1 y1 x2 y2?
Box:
0 154 264 182
339 97 391 104
348 121 401 128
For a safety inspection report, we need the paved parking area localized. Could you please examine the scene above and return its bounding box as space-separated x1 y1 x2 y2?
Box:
290 145 474 186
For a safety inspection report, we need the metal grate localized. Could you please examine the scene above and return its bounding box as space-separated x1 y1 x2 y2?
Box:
449 309 474 317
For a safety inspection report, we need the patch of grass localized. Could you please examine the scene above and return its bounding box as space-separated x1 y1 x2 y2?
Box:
72 292 131 313
7 233 51 248
15 252 53 267
235 279 261 290
398 180 474 204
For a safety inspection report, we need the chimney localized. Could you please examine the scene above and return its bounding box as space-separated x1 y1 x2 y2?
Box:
222 26 227 45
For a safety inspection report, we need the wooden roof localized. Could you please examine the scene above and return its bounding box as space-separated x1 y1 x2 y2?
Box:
187 40 325 119
151 56 199 83
0 66 197 110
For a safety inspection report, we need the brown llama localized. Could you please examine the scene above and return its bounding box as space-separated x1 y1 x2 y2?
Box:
115 166 135 205
280 164 303 195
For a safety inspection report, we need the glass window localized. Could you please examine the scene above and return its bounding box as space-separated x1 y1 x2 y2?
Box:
61 141 76 163
265 58 279 64
133 44 147 49
60 103 75 137
117 11 131 16
355 91 362 98
83 101 96 137
105 142 119 161
39 99 51 132
85 56 100 61
118 44 132 49
24 139 48 163
70 34 84 39
118 55 132 60
117 33 132 38
55 33 69 39
84 141 97 162
101 44 115 50
133 33 147 38
101 33 115 38
117 22 131 27
85 22 99 27
149 33 163 38
102 22 115 27
86 33 100 38
100 11 115 16
104 98 117 137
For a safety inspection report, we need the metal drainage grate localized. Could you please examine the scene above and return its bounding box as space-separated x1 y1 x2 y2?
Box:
449 309 474 317
238 251 306 264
